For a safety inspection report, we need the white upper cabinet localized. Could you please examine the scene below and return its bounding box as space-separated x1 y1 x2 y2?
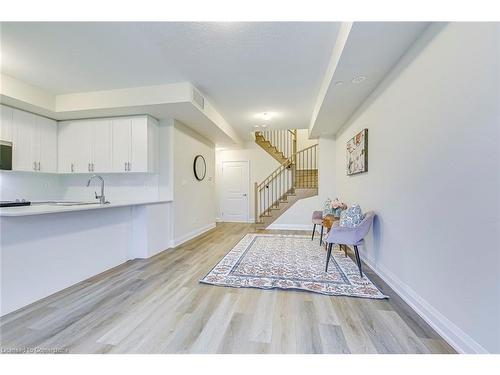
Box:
0 105 14 142
10 108 58 173
111 118 132 173
60 115 157 174
112 116 158 173
92 120 112 173
37 116 58 173
58 121 91 173
4 107 158 175
58 119 111 173
12 108 36 171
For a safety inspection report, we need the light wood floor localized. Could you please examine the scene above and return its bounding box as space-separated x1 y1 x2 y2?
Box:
0 223 455 354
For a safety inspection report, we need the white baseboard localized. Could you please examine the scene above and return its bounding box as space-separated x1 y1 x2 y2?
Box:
172 223 216 247
266 223 315 231
360 254 489 354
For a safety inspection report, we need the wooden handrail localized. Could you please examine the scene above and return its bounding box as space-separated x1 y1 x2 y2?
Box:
254 143 318 223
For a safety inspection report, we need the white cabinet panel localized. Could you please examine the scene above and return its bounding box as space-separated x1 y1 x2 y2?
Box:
58 115 157 174
92 120 112 173
37 116 58 173
0 105 13 142
57 121 91 173
112 118 131 173
57 122 74 173
12 108 36 172
130 117 148 172
73 122 93 173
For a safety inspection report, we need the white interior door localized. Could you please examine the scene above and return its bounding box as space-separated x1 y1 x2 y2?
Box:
221 161 249 222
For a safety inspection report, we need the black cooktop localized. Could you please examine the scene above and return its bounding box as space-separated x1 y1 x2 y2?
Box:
0 200 31 208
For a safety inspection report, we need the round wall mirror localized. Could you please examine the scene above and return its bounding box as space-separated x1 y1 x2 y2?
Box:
193 155 206 181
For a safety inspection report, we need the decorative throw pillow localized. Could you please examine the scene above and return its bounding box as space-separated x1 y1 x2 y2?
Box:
322 198 333 218
339 204 364 228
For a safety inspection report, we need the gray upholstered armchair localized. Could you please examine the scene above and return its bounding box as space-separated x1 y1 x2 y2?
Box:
324 211 375 277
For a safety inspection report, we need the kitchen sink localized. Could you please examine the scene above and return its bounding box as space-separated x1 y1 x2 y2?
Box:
30 201 102 206
51 201 101 206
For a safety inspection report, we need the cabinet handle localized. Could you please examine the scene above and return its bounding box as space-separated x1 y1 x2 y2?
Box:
128 162 131 171
33 161 37 171
124 162 127 171
88 163 91 172
91 163 95 172
71 163 74 173
38 162 41 171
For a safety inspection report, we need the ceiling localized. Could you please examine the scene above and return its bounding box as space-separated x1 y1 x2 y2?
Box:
1 22 340 140
310 22 430 137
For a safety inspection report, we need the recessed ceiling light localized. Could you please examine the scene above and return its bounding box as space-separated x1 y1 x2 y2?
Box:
335 81 344 86
261 124 268 128
351 75 367 84
253 125 260 128
255 112 276 121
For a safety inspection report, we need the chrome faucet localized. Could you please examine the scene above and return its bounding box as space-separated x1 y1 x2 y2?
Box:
86 175 109 204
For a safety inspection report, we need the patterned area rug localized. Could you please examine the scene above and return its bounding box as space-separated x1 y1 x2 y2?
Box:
200 234 387 299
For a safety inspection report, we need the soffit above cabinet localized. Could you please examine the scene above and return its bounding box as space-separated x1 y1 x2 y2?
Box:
0 76 242 147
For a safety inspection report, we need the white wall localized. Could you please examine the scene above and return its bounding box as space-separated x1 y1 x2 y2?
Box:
60 173 160 202
0 172 63 201
172 121 216 244
271 135 336 229
296 128 318 151
328 23 499 353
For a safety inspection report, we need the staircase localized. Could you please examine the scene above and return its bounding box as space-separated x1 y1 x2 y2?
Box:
254 130 318 228
254 130 294 165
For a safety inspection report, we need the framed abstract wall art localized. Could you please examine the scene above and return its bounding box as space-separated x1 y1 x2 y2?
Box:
346 128 368 175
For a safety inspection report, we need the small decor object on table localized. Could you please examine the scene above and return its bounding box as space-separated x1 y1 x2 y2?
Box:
347 128 368 175
331 197 347 218
322 197 333 217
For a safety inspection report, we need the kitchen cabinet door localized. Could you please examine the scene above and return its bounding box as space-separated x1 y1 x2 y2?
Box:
0 105 13 143
112 118 131 172
12 108 36 171
37 116 58 173
58 122 73 173
130 117 148 172
74 122 93 173
92 120 112 173
59 121 92 173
